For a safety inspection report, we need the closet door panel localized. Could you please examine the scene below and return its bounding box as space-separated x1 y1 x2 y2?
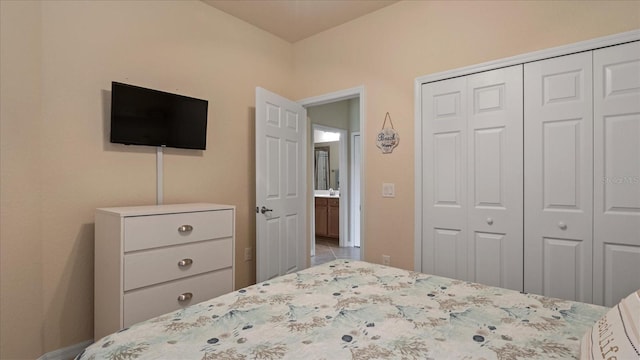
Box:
593 41 640 307
467 65 523 291
603 116 640 211
473 232 506 287
543 238 585 301
433 228 465 279
422 77 468 279
543 120 582 208
434 132 462 205
473 128 505 206
603 244 640 306
524 52 593 302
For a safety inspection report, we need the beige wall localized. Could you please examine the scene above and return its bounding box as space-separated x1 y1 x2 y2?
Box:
1 1 45 358
293 0 639 270
1 0 292 358
1 0 638 358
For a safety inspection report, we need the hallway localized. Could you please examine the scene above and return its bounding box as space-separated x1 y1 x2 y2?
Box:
311 238 360 266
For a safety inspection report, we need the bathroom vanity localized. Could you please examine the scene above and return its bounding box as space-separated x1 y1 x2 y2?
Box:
315 194 339 239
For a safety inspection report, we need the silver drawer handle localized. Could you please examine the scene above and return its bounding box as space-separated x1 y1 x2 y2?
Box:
178 225 193 233
558 222 567 230
178 258 193 267
177 292 193 302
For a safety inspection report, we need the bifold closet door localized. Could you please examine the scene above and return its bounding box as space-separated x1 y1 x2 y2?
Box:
593 41 640 307
466 66 523 291
422 66 523 291
421 76 468 280
524 52 594 303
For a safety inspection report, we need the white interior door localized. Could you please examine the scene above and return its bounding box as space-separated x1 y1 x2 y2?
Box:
524 52 594 302
593 41 640 307
256 87 307 282
466 66 523 291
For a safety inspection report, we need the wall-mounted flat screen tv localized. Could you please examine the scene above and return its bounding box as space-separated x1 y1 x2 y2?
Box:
110 82 208 150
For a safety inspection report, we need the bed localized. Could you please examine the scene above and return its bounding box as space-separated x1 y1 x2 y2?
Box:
78 260 610 359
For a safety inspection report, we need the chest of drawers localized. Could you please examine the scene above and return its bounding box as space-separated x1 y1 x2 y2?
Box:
94 203 235 339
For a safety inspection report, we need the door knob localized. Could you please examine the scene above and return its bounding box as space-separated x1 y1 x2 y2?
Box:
260 206 273 214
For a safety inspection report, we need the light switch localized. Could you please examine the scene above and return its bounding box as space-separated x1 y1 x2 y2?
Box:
382 183 395 198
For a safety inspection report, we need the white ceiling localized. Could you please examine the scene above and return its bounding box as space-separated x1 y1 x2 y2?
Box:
201 0 399 43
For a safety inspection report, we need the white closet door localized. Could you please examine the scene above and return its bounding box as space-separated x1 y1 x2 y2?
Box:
593 41 640 307
524 52 594 302
422 67 523 289
421 77 468 279
466 66 523 291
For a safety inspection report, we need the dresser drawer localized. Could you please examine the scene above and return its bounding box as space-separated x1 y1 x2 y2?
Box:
123 238 232 291
124 210 233 252
123 269 232 327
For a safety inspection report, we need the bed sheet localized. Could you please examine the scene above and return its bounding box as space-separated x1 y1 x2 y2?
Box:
78 260 607 359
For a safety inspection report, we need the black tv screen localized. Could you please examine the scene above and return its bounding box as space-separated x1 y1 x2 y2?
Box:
110 82 208 150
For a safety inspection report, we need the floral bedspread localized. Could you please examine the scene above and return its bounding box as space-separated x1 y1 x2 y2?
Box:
78 260 607 360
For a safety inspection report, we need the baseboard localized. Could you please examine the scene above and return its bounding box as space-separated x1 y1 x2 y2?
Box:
38 340 93 360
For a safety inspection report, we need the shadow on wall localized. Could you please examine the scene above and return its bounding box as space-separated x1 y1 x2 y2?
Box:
45 223 95 347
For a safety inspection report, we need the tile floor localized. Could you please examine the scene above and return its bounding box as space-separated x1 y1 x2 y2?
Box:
311 237 361 266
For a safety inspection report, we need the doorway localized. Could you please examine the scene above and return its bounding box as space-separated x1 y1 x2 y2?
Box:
299 87 364 266
310 125 356 266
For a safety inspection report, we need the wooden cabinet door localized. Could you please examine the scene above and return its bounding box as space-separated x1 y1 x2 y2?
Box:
328 198 340 238
315 198 328 237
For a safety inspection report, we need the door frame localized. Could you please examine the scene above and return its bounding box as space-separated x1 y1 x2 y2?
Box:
299 86 365 261
351 131 361 248
414 30 640 272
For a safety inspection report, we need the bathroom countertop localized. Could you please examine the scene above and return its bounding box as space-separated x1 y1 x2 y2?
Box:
314 190 339 198
314 194 340 198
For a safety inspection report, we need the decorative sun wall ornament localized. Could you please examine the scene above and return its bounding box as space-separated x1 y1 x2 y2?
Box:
376 112 399 154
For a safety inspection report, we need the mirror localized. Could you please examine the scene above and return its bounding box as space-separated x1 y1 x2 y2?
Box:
314 146 330 190
314 129 341 191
